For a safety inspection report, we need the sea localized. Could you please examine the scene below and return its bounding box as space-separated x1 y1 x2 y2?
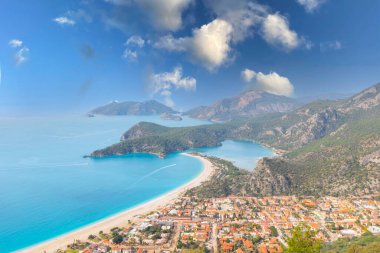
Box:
0 115 274 252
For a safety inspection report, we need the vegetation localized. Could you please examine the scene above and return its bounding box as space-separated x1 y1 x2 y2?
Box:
90 122 233 157
186 156 249 198
270 226 279 237
64 240 90 253
90 83 380 197
285 224 322 253
321 233 380 253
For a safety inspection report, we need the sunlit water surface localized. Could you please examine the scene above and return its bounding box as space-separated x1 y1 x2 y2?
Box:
0 115 273 252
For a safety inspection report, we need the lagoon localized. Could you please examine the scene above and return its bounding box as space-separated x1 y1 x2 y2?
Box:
190 140 276 171
0 115 273 252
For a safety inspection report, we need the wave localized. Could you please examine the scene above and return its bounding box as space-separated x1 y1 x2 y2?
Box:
128 164 177 188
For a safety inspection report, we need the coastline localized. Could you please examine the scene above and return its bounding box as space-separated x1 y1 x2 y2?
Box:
18 153 215 253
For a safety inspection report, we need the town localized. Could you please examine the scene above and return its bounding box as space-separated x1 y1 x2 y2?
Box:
63 195 380 253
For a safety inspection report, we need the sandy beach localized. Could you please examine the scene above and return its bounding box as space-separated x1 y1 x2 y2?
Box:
18 153 215 253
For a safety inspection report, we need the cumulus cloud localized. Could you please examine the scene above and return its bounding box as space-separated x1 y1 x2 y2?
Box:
8 39 23 48
241 68 256 82
241 68 294 97
204 0 268 43
126 35 145 48
154 1 308 70
155 19 233 71
148 67 196 107
297 0 326 13
320 40 342 51
190 19 233 70
105 0 192 31
261 13 301 51
138 0 192 31
154 35 188 52
53 16 76 26
9 39 29 64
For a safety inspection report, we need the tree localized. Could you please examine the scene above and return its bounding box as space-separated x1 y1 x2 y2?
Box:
285 224 322 253
112 234 123 244
269 226 279 237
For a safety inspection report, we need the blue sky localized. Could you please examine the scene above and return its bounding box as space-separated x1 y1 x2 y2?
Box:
0 0 379 115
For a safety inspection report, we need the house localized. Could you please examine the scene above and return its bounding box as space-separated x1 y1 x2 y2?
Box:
220 242 234 252
257 244 268 253
236 248 245 253
368 226 380 234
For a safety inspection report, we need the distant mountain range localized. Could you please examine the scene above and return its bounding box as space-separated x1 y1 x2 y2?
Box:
90 100 176 116
90 90 298 121
185 90 298 121
89 83 380 197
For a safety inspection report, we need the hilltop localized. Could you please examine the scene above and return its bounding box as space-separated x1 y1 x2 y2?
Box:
90 100 176 116
185 90 298 121
89 83 380 196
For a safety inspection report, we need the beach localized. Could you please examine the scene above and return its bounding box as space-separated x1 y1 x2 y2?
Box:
18 153 215 253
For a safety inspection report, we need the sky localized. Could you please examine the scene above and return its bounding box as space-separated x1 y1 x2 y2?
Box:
0 0 380 115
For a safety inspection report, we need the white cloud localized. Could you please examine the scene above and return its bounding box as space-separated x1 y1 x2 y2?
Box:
241 68 294 97
256 72 294 97
148 67 196 107
138 0 192 31
297 0 326 13
15 47 30 65
190 19 233 70
261 13 300 51
155 19 233 71
105 0 192 31
8 39 23 48
320 40 342 51
154 1 308 69
204 0 268 43
53 16 76 26
123 36 145 61
126 35 145 48
123 49 138 61
9 39 29 64
241 68 256 82
154 35 188 52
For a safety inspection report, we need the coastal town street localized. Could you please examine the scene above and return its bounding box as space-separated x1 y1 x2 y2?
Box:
63 195 380 253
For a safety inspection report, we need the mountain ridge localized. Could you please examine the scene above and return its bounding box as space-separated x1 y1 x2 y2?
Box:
185 90 298 121
90 100 176 116
88 83 380 196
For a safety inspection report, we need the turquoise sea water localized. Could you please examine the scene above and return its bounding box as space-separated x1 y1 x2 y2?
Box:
0 115 273 252
189 140 276 171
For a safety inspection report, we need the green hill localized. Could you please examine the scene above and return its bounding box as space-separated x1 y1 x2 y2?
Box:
89 83 380 196
321 233 380 253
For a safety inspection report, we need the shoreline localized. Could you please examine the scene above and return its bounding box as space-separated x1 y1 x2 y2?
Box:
18 153 215 253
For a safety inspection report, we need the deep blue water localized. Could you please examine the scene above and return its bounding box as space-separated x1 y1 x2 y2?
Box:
0 115 273 252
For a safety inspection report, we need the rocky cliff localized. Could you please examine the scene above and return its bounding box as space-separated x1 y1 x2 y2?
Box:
185 90 298 121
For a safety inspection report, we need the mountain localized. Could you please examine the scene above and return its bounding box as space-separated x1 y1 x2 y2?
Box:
88 83 380 196
90 100 176 116
91 122 230 158
190 84 380 197
185 90 298 121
